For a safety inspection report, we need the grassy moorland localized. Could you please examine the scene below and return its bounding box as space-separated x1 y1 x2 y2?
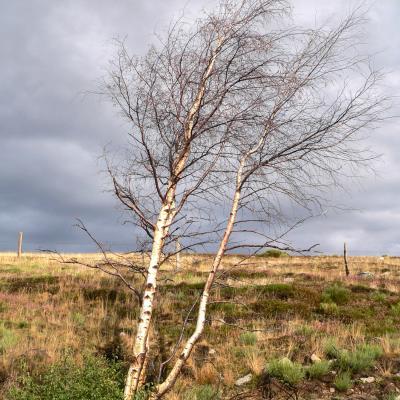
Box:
0 252 399 399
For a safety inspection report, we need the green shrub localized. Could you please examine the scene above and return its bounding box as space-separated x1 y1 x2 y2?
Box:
266 358 305 386
330 343 382 373
257 249 289 258
334 371 352 391
239 332 257 346
6 354 125 400
340 345 381 373
185 384 220 400
306 360 331 379
321 284 350 305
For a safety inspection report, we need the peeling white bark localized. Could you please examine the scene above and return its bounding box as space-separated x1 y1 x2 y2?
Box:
124 41 221 400
124 198 176 400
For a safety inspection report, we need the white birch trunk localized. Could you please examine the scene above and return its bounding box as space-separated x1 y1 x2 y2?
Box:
124 42 220 400
124 198 176 399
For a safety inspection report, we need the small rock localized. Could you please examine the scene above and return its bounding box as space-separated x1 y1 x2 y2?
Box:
329 388 335 393
235 373 252 386
284 277 294 283
360 376 375 383
311 353 322 363
357 271 374 278
209 348 216 355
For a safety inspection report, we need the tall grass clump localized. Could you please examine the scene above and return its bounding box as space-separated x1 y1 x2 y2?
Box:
239 332 257 346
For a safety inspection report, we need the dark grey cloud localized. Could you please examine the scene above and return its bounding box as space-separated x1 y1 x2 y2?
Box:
0 0 399 254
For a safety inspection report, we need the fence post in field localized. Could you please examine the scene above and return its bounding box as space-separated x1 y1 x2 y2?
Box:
17 232 23 258
175 239 181 272
343 242 350 276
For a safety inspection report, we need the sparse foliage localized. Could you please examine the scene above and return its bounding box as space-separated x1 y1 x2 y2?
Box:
77 0 390 397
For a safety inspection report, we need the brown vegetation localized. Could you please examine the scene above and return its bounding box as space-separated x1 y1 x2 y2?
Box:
0 252 399 399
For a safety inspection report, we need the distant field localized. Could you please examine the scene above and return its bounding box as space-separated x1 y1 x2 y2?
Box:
0 252 399 399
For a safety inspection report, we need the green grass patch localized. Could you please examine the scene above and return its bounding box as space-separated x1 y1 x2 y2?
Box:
0 324 18 353
390 302 400 316
71 312 86 327
370 291 387 302
259 284 294 299
318 302 339 315
321 284 350 305
239 332 257 346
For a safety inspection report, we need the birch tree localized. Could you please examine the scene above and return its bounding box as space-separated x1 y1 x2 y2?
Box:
96 0 388 398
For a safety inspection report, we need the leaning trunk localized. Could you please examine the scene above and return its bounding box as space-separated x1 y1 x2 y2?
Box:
155 188 241 398
124 41 220 400
124 196 176 399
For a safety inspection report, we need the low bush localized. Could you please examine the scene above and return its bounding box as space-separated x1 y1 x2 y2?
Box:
325 342 382 374
266 358 305 386
336 344 382 373
334 371 352 392
256 249 289 258
6 354 125 400
306 360 331 379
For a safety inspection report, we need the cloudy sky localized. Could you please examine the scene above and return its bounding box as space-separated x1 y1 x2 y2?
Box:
0 0 399 255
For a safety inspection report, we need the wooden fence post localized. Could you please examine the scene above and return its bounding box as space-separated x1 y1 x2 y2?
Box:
17 232 23 257
175 239 182 271
343 242 350 276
